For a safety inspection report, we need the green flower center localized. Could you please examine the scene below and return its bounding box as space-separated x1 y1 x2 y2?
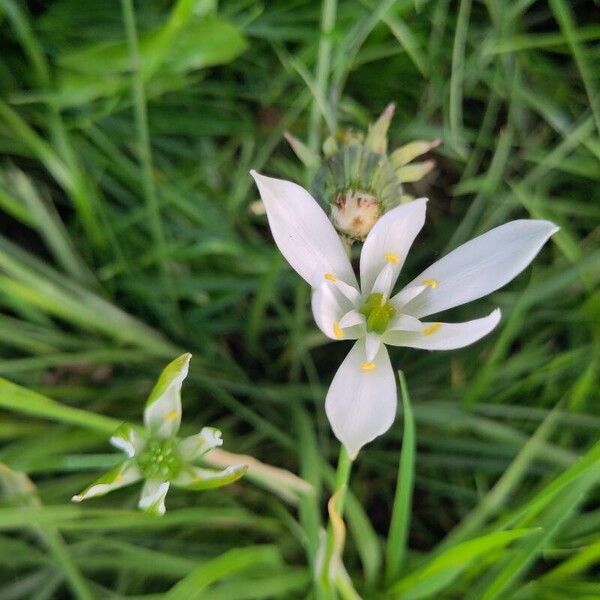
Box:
360 293 396 335
136 437 182 480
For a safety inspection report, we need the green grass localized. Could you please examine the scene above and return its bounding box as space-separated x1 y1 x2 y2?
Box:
0 0 599 597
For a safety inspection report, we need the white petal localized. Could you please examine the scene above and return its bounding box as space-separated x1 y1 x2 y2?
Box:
110 423 145 458
383 309 501 350
312 284 361 341
360 198 427 294
339 310 364 329
365 333 381 361
251 171 356 288
143 353 191 439
330 279 362 305
72 461 141 503
325 340 397 459
177 427 223 463
171 464 247 490
402 220 558 318
138 480 170 516
371 262 396 299
390 285 426 311
386 313 422 333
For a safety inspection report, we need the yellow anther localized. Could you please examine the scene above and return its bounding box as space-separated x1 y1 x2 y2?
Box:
360 361 376 372
422 278 438 288
385 252 400 264
115 473 124 482
164 410 179 422
324 273 337 282
333 322 344 339
423 322 442 336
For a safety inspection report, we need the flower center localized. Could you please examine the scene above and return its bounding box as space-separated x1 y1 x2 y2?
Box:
360 292 396 335
136 437 182 480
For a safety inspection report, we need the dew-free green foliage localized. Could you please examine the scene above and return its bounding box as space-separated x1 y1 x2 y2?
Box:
0 0 598 598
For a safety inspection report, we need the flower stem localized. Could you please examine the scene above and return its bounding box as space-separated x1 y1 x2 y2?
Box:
320 446 353 596
308 0 338 155
332 446 352 514
385 371 416 585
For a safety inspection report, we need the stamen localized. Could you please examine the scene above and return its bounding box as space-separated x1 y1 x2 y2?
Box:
423 323 442 336
333 322 344 339
385 252 400 264
422 278 438 288
324 273 337 282
164 410 179 422
360 361 376 372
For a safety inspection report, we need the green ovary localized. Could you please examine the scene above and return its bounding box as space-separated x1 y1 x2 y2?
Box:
360 293 396 335
136 438 183 480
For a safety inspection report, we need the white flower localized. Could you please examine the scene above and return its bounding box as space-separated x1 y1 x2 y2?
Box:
251 171 558 459
72 353 247 515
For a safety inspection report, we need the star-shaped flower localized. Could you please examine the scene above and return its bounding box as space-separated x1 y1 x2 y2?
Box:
251 171 558 459
72 353 247 515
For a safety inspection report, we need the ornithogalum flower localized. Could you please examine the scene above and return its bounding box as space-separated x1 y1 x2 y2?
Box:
72 353 247 515
251 171 558 459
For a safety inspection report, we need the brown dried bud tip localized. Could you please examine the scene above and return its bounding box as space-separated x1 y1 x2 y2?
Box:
331 189 381 241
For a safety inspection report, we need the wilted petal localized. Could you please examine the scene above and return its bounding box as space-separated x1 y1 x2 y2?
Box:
110 423 145 458
360 198 427 295
144 353 191 439
325 340 397 459
396 160 436 183
138 479 170 516
383 309 501 350
250 171 356 288
178 427 223 463
390 139 441 168
72 461 141 503
365 102 395 154
402 220 558 318
172 464 247 490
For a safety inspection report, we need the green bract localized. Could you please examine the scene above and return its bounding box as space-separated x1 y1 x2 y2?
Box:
72 353 247 515
285 103 441 241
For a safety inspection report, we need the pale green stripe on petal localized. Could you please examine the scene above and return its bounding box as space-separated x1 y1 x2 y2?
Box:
138 479 170 516
172 464 248 491
177 427 223 462
144 353 191 439
71 461 141 503
110 422 145 458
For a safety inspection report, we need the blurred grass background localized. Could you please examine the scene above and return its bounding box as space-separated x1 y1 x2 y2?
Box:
0 0 599 598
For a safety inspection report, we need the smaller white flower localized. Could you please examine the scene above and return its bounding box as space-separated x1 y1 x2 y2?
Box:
72 353 247 515
251 171 558 459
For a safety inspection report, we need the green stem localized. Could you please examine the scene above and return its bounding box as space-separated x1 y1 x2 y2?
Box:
120 0 179 327
0 377 119 435
331 446 352 515
308 0 338 156
385 371 416 585
320 446 353 597
43 529 96 600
